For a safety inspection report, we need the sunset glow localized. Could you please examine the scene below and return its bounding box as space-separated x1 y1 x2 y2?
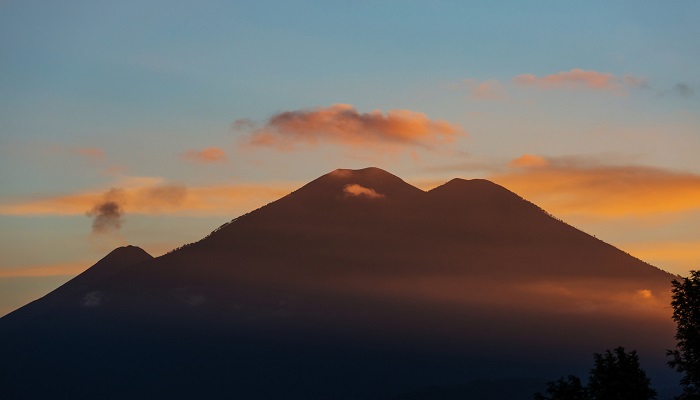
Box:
0 1 697 320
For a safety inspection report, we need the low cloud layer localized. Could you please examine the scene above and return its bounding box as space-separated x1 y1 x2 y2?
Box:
513 69 645 92
0 177 296 217
0 261 89 278
237 104 464 151
493 154 700 217
183 147 227 163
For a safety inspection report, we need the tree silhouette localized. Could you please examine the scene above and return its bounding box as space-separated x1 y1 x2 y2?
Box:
535 347 656 400
668 270 700 399
534 375 588 400
588 347 656 400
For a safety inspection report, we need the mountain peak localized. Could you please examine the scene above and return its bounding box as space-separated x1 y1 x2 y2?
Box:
102 245 153 265
327 166 396 178
428 177 519 201
290 167 425 201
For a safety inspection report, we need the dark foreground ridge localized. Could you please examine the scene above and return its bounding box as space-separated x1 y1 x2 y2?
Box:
0 168 679 399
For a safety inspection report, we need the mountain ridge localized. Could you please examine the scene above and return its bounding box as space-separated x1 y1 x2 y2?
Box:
0 167 678 399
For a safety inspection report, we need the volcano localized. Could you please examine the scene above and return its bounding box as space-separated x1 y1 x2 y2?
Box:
0 168 677 399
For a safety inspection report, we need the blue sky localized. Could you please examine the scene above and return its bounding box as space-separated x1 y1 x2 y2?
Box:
1 1 699 315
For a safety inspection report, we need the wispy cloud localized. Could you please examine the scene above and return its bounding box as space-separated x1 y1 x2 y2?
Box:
49 145 107 163
621 241 700 272
72 147 106 162
463 79 507 100
508 154 549 168
0 177 297 217
0 261 89 278
670 83 694 98
513 68 646 92
236 104 465 151
182 147 227 163
492 155 700 217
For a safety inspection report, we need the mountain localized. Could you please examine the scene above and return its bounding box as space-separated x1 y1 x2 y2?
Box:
1 245 153 327
0 168 678 399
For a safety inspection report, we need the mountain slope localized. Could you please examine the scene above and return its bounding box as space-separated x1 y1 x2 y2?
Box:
0 168 678 399
1 245 152 328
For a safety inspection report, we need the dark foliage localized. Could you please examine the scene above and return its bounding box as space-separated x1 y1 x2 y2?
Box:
668 270 700 399
588 347 656 400
534 375 588 400
535 347 656 400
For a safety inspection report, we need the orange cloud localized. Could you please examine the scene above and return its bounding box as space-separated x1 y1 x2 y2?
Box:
0 261 89 278
621 241 700 272
509 154 549 168
183 147 227 163
492 155 700 217
0 178 298 217
238 104 464 151
513 68 645 92
343 184 385 199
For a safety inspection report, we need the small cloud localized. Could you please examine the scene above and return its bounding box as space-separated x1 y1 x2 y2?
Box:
673 83 694 98
236 104 465 152
230 118 255 132
509 154 550 168
623 75 649 89
86 189 125 234
464 79 507 100
182 147 227 164
73 147 106 162
513 68 644 92
343 184 385 199
637 289 653 299
82 291 103 308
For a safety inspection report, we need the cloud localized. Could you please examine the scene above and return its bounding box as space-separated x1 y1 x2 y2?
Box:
182 147 227 163
0 261 89 278
464 79 507 100
86 189 125 234
509 154 549 168
621 241 700 272
73 147 106 162
237 104 465 151
673 83 694 98
492 155 700 217
49 145 107 163
343 184 385 199
513 69 645 92
0 177 298 217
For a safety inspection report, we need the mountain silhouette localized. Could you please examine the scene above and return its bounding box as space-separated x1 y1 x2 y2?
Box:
0 168 678 399
1 245 153 327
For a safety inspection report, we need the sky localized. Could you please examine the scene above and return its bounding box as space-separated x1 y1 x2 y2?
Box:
1 1 699 316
